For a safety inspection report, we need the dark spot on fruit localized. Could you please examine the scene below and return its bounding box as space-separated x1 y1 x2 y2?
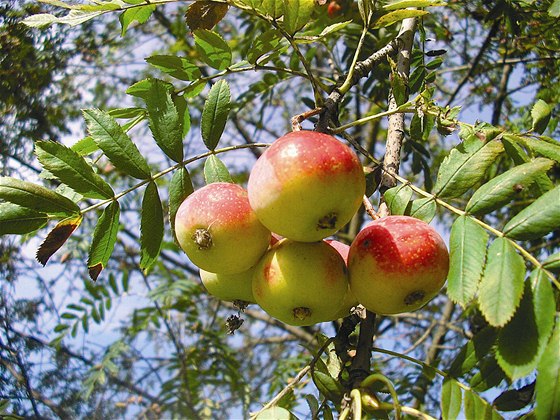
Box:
192 228 213 250
404 290 425 306
293 307 312 320
317 212 338 230
513 183 524 193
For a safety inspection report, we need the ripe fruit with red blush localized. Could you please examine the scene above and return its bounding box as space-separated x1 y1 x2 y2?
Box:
175 182 271 274
348 216 449 315
199 268 256 303
252 239 349 326
247 131 365 242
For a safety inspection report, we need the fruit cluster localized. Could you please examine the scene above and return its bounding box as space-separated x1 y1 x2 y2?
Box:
175 131 449 326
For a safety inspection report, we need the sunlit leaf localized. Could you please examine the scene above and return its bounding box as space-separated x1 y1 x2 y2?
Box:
407 197 436 222
282 0 315 35
463 388 502 419
204 154 233 184
433 126 504 198
478 238 524 327
194 29 232 70
531 100 552 134
383 0 446 10
35 140 114 199
383 184 412 215
373 9 429 28
466 158 554 215
441 379 462 420
119 4 154 35
255 406 297 419
447 216 488 307
503 185 560 240
83 108 152 179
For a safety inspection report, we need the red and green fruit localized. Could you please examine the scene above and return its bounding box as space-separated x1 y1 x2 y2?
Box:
252 239 349 326
199 268 256 303
348 216 449 315
247 131 366 242
175 182 271 274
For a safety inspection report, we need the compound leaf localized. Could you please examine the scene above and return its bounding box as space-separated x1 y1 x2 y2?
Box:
194 29 231 70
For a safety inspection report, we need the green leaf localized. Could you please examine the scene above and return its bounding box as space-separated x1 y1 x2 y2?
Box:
169 167 194 240
496 283 538 380
71 137 99 156
502 136 554 195
433 126 504 198
463 388 503 419
83 109 152 179
383 0 447 10
201 80 231 151
0 203 48 235
447 216 488 307
470 357 507 392
0 177 80 216
511 134 560 164
503 185 560 240
466 158 554 215
549 0 560 17
88 201 120 281
108 107 146 119
312 370 344 402
247 30 283 64
119 4 155 35
36 215 83 266
448 327 497 377
23 10 104 27
543 252 560 270
256 406 297 419
407 197 436 222
535 316 560 420
373 9 429 28
531 100 552 134
35 140 114 200
145 55 201 81
259 0 284 18
204 155 233 184
194 29 232 71
282 0 315 35
478 238 525 327
383 184 413 215
140 181 164 273
141 80 185 163
441 379 462 420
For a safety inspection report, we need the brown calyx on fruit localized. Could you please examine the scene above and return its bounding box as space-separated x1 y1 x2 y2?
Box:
192 228 213 250
293 307 312 320
317 212 338 230
404 290 426 306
